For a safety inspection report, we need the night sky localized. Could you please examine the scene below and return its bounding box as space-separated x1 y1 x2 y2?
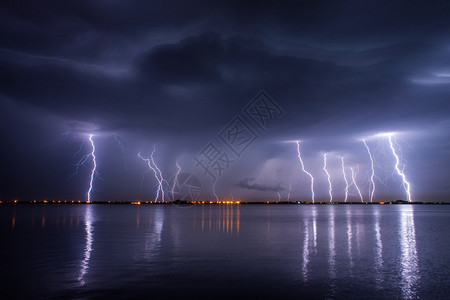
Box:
1 1 449 202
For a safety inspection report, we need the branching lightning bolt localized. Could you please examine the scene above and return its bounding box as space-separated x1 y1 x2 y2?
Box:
387 135 412 202
70 139 90 180
150 146 166 202
323 153 333 202
296 141 315 203
70 135 100 203
72 138 86 161
341 157 349 202
351 165 364 203
363 139 376 202
138 146 165 202
171 160 182 201
86 135 97 203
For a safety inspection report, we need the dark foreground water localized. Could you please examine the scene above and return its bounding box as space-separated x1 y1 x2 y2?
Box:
1 204 450 299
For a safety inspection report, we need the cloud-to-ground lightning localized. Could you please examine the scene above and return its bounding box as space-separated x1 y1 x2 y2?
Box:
171 160 182 201
86 135 97 203
341 157 349 202
323 153 333 202
138 146 165 202
387 135 412 202
70 134 100 203
212 181 219 202
150 146 166 201
296 141 315 203
351 166 364 203
363 139 376 202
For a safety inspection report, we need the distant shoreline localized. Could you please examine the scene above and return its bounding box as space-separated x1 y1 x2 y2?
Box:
1 200 448 205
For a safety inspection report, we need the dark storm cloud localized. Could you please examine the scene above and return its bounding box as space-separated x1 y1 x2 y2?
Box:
237 177 283 192
1 0 450 201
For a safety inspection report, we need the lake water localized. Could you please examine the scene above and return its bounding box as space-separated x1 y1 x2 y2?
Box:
1 204 450 299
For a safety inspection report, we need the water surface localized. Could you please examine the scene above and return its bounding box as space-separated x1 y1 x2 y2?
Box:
1 204 450 299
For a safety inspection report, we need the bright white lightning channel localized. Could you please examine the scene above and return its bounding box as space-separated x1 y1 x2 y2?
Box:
363 139 376 202
351 166 364 203
138 146 165 202
296 141 315 203
87 135 97 203
171 160 182 201
387 135 412 202
323 153 332 202
70 134 100 203
341 157 349 202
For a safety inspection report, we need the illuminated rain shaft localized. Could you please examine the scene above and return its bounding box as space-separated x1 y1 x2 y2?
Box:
114 133 128 170
213 181 219 202
171 160 182 201
323 153 333 202
296 141 315 203
138 146 165 202
341 157 349 202
388 136 412 202
286 180 292 201
363 139 376 202
87 135 97 203
351 166 364 203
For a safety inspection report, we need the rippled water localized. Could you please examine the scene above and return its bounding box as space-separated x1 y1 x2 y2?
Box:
1 204 450 299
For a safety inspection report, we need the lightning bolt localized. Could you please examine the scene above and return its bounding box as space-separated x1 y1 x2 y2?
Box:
70 134 100 203
213 181 219 202
323 153 332 202
171 160 182 201
341 157 349 202
138 146 165 202
72 138 86 160
86 135 97 203
351 165 364 203
296 141 315 203
387 135 412 202
363 139 376 202
277 192 281 202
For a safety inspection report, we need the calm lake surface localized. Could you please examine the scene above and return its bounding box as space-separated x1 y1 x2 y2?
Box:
1 204 450 299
